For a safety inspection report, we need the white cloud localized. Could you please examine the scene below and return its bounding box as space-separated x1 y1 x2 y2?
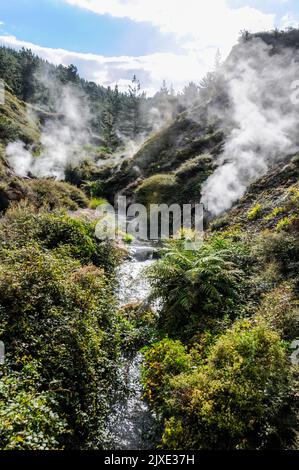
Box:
0 1 277 94
65 0 275 55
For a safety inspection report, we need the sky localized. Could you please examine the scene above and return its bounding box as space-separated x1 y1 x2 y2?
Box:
0 0 298 95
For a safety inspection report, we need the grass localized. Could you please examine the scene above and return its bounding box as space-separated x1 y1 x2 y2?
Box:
0 86 40 144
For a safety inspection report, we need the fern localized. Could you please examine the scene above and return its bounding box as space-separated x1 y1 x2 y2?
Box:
147 235 246 338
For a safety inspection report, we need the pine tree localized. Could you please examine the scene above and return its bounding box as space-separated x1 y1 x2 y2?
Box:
101 85 121 150
19 48 39 102
119 75 147 140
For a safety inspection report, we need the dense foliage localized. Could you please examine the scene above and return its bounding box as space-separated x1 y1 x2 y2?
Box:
143 226 299 450
1 28 299 451
0 204 127 449
144 319 296 450
147 236 249 339
0 46 202 151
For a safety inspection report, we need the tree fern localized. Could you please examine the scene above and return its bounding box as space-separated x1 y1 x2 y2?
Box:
147 235 246 338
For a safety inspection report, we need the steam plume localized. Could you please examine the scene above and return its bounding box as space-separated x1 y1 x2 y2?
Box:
201 38 299 215
6 76 91 180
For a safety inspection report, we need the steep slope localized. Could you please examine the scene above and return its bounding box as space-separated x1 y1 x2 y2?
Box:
98 101 226 204
0 84 88 211
211 154 299 235
97 28 299 215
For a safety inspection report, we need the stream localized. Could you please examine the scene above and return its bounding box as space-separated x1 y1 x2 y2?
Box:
107 241 157 450
70 209 158 448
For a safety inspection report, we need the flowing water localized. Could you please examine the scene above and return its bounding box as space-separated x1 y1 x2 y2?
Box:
70 209 157 448
107 241 157 450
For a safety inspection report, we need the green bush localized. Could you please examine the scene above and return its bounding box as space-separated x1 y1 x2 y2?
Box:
28 179 88 210
142 338 191 408
117 303 157 352
264 207 285 221
152 319 295 450
0 115 20 142
0 202 128 449
253 230 299 281
0 204 122 273
255 284 299 340
135 174 177 206
0 363 67 450
276 216 296 232
147 236 246 339
175 154 212 181
0 243 121 448
89 197 107 209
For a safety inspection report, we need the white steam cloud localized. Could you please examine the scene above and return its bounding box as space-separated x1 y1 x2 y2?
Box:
201 38 299 215
6 68 177 179
6 80 91 180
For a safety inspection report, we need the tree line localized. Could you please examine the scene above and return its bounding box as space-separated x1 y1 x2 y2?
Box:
0 46 205 151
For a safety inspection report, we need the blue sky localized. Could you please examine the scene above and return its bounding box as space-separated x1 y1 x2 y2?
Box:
0 0 298 94
0 0 179 56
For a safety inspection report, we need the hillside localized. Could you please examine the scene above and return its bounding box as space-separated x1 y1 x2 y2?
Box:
97 103 224 204
0 84 88 211
0 28 298 451
94 28 299 213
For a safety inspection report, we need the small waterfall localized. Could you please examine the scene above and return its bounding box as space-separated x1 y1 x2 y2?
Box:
107 242 156 450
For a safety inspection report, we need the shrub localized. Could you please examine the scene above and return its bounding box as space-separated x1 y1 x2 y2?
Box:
27 179 88 210
264 207 285 221
159 319 295 449
209 216 230 231
89 197 107 209
83 180 105 198
255 284 299 340
117 302 157 352
287 185 299 208
147 236 245 338
0 363 67 450
253 231 299 281
135 174 177 206
0 115 20 142
36 214 99 264
0 244 120 448
121 232 134 244
0 201 127 449
276 216 296 232
175 154 212 181
142 338 191 408
0 205 122 273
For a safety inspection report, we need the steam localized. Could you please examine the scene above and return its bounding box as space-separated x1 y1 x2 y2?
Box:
201 38 299 215
6 71 176 178
6 79 91 180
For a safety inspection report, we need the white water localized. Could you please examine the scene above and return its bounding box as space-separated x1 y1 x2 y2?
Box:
107 242 156 450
